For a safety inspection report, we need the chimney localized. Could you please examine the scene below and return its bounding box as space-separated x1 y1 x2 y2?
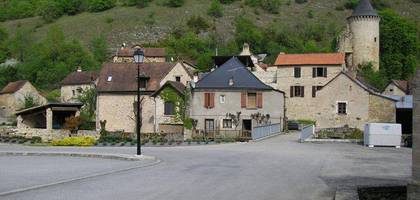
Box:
76 66 82 72
193 75 199 83
240 43 252 56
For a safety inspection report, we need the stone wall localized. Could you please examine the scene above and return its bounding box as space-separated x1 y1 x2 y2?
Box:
408 70 420 199
272 65 343 120
368 94 396 123
61 84 94 102
5 128 98 142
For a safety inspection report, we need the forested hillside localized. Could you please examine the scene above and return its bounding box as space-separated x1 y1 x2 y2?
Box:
0 0 419 92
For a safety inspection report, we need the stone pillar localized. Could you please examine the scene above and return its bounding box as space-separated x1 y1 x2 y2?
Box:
408 70 420 199
46 108 53 130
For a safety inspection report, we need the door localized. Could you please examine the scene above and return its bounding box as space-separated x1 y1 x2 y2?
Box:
205 119 215 137
242 119 252 138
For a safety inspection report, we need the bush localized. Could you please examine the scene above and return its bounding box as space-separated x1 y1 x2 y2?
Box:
297 119 316 126
260 0 281 14
31 136 42 143
39 0 64 23
51 136 96 146
87 0 116 12
165 0 184 7
344 0 358 10
295 0 307 4
187 16 210 33
124 0 153 8
208 0 223 18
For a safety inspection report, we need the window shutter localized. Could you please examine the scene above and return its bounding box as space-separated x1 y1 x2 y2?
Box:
210 93 215 108
241 92 247 108
257 92 263 108
204 93 209 108
324 68 328 77
312 68 316 78
290 86 294 97
301 86 305 97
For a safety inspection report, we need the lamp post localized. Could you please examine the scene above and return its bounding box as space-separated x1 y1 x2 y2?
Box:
133 48 144 156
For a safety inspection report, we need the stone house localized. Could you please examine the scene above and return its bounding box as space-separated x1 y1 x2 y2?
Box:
382 80 410 96
96 61 194 134
0 80 47 124
112 44 166 63
266 52 346 120
60 67 99 102
315 72 396 129
190 57 285 138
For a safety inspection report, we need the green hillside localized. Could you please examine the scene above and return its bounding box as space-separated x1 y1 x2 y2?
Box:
1 0 419 49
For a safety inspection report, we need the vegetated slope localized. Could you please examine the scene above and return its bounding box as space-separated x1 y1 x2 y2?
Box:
0 0 419 52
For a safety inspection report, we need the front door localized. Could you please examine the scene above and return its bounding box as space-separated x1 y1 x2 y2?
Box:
205 119 215 137
242 119 252 138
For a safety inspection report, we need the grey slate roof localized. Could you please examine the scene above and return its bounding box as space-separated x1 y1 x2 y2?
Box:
195 57 272 90
351 0 378 17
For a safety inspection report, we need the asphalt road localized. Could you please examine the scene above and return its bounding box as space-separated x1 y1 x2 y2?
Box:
0 133 411 200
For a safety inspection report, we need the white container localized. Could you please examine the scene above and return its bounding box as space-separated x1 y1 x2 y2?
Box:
364 123 402 148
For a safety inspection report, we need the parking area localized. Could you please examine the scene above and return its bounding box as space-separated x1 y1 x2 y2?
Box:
0 133 411 200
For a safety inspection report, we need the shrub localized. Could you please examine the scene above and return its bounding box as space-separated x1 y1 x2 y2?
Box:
295 0 307 4
39 0 64 23
208 0 223 18
31 136 42 143
124 0 153 8
64 116 82 133
187 16 210 33
51 136 96 146
260 0 281 14
345 129 364 140
344 0 358 10
244 0 261 7
297 119 316 126
165 0 184 7
61 0 84 15
87 0 116 12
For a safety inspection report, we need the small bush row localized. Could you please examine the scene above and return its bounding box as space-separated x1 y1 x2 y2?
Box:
0 136 42 144
51 136 96 146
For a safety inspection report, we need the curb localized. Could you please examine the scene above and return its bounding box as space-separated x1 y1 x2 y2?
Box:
0 154 161 197
0 151 156 161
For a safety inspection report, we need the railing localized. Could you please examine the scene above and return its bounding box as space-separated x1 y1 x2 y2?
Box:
193 130 251 140
300 125 315 142
251 123 281 140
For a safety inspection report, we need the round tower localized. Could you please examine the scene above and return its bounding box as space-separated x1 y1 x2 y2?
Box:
348 0 380 71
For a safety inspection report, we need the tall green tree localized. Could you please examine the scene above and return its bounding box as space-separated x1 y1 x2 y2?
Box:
379 9 419 80
89 35 109 64
208 0 223 18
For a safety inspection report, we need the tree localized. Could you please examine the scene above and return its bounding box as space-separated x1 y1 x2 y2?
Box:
208 0 223 18
234 17 264 53
358 62 389 90
39 0 64 23
18 93 41 110
261 0 281 14
186 16 210 34
379 9 419 80
125 0 153 8
77 88 97 121
62 0 84 15
89 35 108 64
0 26 9 63
87 0 116 12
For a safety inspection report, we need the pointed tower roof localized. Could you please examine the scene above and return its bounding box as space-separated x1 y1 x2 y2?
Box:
351 0 378 17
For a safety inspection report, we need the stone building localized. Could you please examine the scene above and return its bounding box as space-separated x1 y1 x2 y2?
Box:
0 80 47 124
190 57 285 137
338 0 380 71
60 67 99 102
112 44 166 63
408 70 420 199
315 72 396 129
96 61 193 133
267 52 346 120
382 80 410 96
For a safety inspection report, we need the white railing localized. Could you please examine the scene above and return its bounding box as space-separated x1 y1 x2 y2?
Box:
300 125 315 142
252 123 281 140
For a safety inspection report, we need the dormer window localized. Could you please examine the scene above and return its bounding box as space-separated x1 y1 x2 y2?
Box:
229 77 234 86
107 76 113 82
175 76 181 82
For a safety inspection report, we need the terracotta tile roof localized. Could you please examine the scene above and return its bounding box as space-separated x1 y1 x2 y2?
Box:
61 71 99 86
97 62 176 93
274 53 345 66
0 80 28 94
115 47 166 57
392 80 409 94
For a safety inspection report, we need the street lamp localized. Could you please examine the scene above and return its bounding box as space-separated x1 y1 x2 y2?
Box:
134 48 144 155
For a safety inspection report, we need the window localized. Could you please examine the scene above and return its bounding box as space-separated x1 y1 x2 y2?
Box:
77 87 82 93
164 101 175 115
337 102 347 115
219 95 225 104
247 93 257 108
107 76 113 82
290 86 304 97
294 67 301 78
139 79 147 89
312 86 323 98
313 67 327 78
204 93 215 109
223 119 232 128
72 90 76 96
175 76 181 82
374 37 377 42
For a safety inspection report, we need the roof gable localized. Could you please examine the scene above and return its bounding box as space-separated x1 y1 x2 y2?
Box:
390 80 409 94
0 80 29 94
96 62 176 93
61 71 99 86
274 53 345 66
152 81 186 97
195 57 272 90
351 0 378 17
